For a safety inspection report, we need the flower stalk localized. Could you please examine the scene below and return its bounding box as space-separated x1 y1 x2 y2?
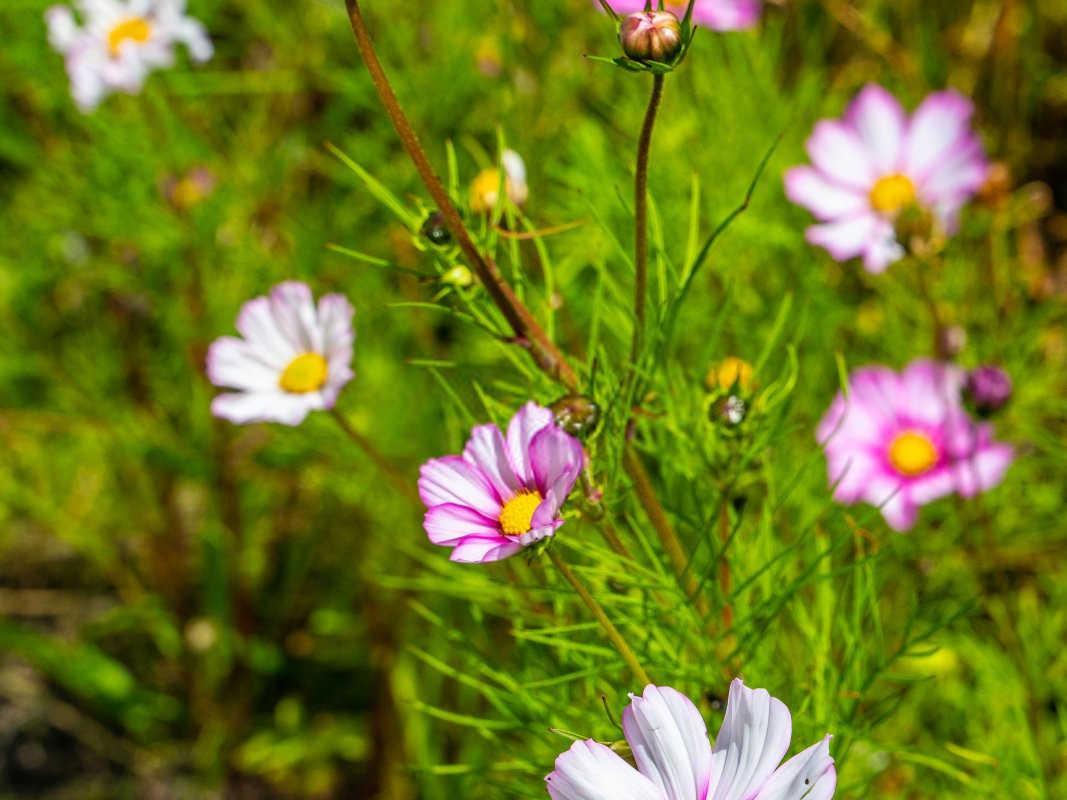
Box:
547 547 651 686
331 408 419 505
631 73 665 365
343 0 578 391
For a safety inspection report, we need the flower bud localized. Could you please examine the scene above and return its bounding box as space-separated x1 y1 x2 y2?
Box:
937 325 967 359
712 395 747 427
964 365 1012 415
706 357 755 394
420 211 452 246
550 394 601 438
620 11 682 63
441 264 474 288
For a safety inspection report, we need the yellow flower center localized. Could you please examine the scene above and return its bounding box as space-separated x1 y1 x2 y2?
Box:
498 490 543 536
470 168 504 214
278 353 329 394
888 431 938 477
869 173 917 215
108 17 152 56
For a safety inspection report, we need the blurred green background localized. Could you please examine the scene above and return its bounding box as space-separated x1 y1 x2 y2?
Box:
1 0 1066 797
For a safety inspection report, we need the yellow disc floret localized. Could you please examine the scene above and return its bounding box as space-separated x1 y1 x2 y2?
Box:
470 168 504 214
869 173 917 215
498 490 543 536
888 431 938 477
279 352 329 394
108 17 152 56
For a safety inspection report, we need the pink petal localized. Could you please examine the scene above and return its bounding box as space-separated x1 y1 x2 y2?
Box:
423 503 502 546
753 736 836 800
708 679 792 800
691 0 762 31
904 90 977 184
530 424 585 502
506 402 555 485
449 536 523 564
464 423 522 500
418 456 501 518
845 84 907 174
861 224 905 274
953 442 1014 497
784 166 867 221
547 739 663 800
623 685 714 800
805 214 879 262
805 120 877 191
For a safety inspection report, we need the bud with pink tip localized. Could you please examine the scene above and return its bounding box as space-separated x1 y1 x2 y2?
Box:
620 11 683 62
965 365 1013 415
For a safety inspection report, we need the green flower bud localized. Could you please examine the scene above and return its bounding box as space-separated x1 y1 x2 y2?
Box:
550 394 601 438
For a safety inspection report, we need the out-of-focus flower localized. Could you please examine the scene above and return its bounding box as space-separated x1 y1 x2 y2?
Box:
964 365 1013 415
706 356 755 393
714 394 747 427
546 679 836 800
470 150 528 214
785 85 988 273
207 282 355 426
817 360 1014 531
419 403 584 563
550 395 601 438
163 166 216 212
46 0 213 111
938 325 968 359
619 11 683 62
602 1 761 32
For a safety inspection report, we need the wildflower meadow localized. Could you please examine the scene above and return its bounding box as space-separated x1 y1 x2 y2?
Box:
1 1 1065 797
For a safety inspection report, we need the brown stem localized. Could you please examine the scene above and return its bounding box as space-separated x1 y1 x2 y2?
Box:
547 548 651 686
330 408 419 505
343 0 578 390
623 445 708 616
631 74 665 365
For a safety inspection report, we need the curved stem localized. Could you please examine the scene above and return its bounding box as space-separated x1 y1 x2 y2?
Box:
331 408 419 505
547 548 651 686
343 0 578 391
631 73 665 365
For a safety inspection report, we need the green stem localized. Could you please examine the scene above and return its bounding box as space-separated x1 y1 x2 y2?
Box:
547 548 651 686
343 0 578 391
330 409 419 505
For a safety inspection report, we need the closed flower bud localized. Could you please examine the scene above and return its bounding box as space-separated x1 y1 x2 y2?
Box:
620 11 682 63
713 395 747 427
420 211 452 246
964 365 1012 415
441 265 474 288
706 356 755 394
938 325 967 359
550 394 601 438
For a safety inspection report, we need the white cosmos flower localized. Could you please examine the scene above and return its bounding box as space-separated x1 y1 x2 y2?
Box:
207 281 355 427
46 0 213 111
547 680 836 800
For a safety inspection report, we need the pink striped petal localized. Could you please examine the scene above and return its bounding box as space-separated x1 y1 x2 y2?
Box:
418 456 501 518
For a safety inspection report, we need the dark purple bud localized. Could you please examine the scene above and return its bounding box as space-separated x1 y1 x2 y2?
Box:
965 365 1013 415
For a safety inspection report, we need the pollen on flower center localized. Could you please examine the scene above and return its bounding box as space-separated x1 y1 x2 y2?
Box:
888 430 938 477
869 173 917 215
498 490 543 536
108 17 153 56
279 352 329 394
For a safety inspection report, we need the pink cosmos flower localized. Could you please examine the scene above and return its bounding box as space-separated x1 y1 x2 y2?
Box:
785 85 989 273
547 680 836 800
600 1 761 32
419 403 585 563
207 281 355 426
817 360 1014 531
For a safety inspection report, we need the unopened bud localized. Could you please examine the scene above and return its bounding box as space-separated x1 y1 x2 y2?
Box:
550 394 601 438
441 264 474 288
706 357 755 394
420 211 452 246
964 365 1012 415
938 325 967 359
620 11 682 63
713 395 747 427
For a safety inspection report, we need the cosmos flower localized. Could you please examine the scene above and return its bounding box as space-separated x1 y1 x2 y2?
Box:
547 680 836 800
785 85 989 273
207 281 355 426
46 0 212 111
600 1 761 32
419 402 585 563
469 150 529 214
817 360 1014 531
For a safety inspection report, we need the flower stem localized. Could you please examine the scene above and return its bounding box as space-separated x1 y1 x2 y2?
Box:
547 547 651 686
623 445 708 616
914 257 948 359
330 408 419 505
631 73 665 365
343 0 578 391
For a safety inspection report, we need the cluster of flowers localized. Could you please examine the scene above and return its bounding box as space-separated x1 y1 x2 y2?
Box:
49 0 1017 793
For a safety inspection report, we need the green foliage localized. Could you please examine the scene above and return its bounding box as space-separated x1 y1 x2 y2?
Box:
0 1 1065 798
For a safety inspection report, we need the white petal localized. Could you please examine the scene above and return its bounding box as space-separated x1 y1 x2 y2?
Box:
505 402 554 485
805 215 878 262
269 281 321 353
844 85 906 174
903 91 977 184
236 296 299 365
708 679 792 800
546 739 664 800
211 391 317 427
622 685 714 800
206 336 281 392
784 167 867 222
754 737 836 800
805 120 877 191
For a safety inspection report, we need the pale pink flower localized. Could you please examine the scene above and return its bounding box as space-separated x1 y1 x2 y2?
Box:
46 0 212 111
599 1 761 32
207 282 355 426
419 403 584 563
547 680 836 800
785 85 989 273
817 360 1014 531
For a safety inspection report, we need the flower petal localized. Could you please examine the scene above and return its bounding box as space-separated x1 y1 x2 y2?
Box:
844 84 906 174
708 679 792 800
547 739 664 800
754 737 836 800
805 120 877 191
206 336 281 391
236 296 299 366
506 402 555 485
622 685 714 800
423 504 502 546
805 215 878 262
418 456 502 518
464 423 522 500
784 167 867 222
952 442 1014 497
270 281 321 353
530 424 584 502
448 536 524 564
904 90 977 184
210 391 317 427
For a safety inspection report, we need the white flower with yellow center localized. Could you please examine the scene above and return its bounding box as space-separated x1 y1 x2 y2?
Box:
46 0 213 111
207 282 355 426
